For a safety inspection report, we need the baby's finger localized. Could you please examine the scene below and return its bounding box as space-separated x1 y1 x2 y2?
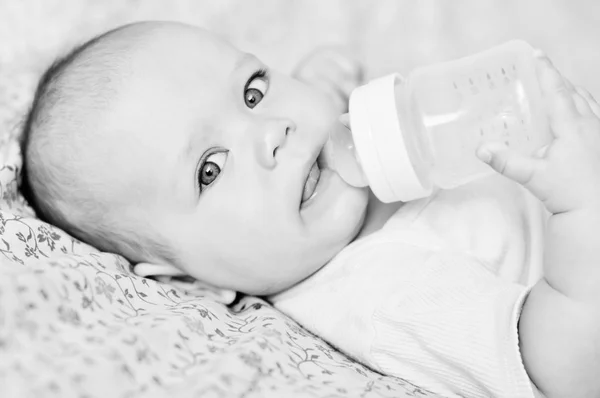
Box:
559 78 590 116
533 144 550 158
572 90 594 116
575 87 600 118
477 142 546 196
311 50 363 85
535 55 580 137
322 49 362 76
304 74 348 108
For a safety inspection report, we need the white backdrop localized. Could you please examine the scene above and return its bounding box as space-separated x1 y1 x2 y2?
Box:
1 0 599 134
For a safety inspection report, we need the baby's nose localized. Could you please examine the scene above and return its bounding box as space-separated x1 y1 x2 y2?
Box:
259 120 295 168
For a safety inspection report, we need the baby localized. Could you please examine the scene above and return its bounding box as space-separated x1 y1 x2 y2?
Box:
19 21 600 398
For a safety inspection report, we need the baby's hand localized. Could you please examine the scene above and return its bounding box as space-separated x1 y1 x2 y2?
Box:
293 46 363 113
477 53 600 215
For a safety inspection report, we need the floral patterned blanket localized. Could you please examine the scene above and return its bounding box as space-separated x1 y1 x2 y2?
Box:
0 63 439 398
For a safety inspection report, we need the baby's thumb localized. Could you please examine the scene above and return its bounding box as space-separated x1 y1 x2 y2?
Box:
476 142 544 189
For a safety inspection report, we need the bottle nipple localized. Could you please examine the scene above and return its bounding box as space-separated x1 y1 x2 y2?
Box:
327 120 369 187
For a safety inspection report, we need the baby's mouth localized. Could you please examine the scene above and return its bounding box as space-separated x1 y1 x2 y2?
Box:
301 158 321 204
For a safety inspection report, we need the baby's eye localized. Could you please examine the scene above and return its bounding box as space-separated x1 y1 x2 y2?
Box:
244 69 268 109
198 151 227 191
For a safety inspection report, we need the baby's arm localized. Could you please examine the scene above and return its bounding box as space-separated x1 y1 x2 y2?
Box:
478 54 600 398
292 46 363 113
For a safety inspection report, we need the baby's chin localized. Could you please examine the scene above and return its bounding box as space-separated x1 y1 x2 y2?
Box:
307 184 367 245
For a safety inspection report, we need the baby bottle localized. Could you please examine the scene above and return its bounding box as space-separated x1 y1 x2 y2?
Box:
329 40 552 203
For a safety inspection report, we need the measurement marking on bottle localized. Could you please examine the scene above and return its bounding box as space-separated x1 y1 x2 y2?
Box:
501 67 511 84
487 72 495 90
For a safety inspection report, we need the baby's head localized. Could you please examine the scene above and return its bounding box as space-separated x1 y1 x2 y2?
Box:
21 21 369 295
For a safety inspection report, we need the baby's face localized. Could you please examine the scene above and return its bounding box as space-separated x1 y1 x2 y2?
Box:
108 23 368 295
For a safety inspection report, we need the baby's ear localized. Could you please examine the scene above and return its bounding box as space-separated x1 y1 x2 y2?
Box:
133 262 186 278
133 262 236 304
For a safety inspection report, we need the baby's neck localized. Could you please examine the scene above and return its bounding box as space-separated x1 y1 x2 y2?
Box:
268 191 402 299
353 191 403 242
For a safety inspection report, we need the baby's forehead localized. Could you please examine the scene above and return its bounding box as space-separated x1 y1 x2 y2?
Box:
114 28 243 119
127 23 241 71
95 23 248 182
113 27 247 133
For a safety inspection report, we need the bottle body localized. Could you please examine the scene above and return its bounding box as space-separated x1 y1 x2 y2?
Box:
403 40 551 190
332 40 552 203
